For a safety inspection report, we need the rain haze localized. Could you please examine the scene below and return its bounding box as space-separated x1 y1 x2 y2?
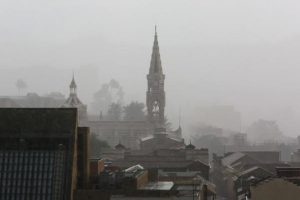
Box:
2 0 300 139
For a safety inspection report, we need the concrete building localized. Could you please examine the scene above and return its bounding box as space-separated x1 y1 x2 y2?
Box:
0 108 90 200
250 178 300 200
211 150 289 199
77 127 90 189
111 148 210 181
227 166 273 200
249 168 300 200
95 164 215 200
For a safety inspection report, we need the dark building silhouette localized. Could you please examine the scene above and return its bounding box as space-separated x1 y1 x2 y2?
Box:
77 127 90 190
0 108 90 200
0 93 65 108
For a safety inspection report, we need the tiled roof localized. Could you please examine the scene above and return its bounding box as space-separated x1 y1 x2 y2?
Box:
112 159 208 169
222 152 245 166
63 94 84 107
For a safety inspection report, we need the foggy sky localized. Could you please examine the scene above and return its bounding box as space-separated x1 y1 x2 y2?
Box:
1 0 300 137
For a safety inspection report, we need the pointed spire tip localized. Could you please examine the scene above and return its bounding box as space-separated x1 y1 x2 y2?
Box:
70 71 77 90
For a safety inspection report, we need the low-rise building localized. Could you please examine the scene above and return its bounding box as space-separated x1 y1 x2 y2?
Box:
250 178 300 200
140 128 185 151
111 148 210 181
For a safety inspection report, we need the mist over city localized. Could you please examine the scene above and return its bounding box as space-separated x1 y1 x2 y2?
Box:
1 1 300 199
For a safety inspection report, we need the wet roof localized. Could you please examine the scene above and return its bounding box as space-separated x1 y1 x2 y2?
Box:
140 181 174 191
0 108 77 136
222 152 245 166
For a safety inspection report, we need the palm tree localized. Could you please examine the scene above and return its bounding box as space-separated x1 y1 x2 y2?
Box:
15 79 27 95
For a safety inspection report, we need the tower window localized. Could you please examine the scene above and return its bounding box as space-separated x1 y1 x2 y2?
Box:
152 101 160 117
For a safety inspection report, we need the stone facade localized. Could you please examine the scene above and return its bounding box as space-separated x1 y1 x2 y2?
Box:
86 120 153 149
146 27 165 127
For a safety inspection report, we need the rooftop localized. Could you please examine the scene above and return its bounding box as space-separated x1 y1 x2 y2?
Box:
139 182 174 191
222 152 245 166
0 108 77 137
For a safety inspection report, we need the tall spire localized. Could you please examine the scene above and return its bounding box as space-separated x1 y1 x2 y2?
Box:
146 26 166 127
63 73 84 107
70 73 77 94
149 25 163 75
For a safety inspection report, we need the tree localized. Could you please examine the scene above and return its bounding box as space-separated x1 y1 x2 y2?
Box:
90 133 111 157
92 84 112 114
106 103 122 121
190 123 223 136
123 101 145 121
46 92 65 99
91 79 124 114
15 79 27 95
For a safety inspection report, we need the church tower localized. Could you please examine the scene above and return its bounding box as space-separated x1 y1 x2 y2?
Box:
63 74 83 107
146 27 165 127
62 74 87 123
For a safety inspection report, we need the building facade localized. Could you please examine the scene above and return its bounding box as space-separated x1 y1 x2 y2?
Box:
0 108 90 200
